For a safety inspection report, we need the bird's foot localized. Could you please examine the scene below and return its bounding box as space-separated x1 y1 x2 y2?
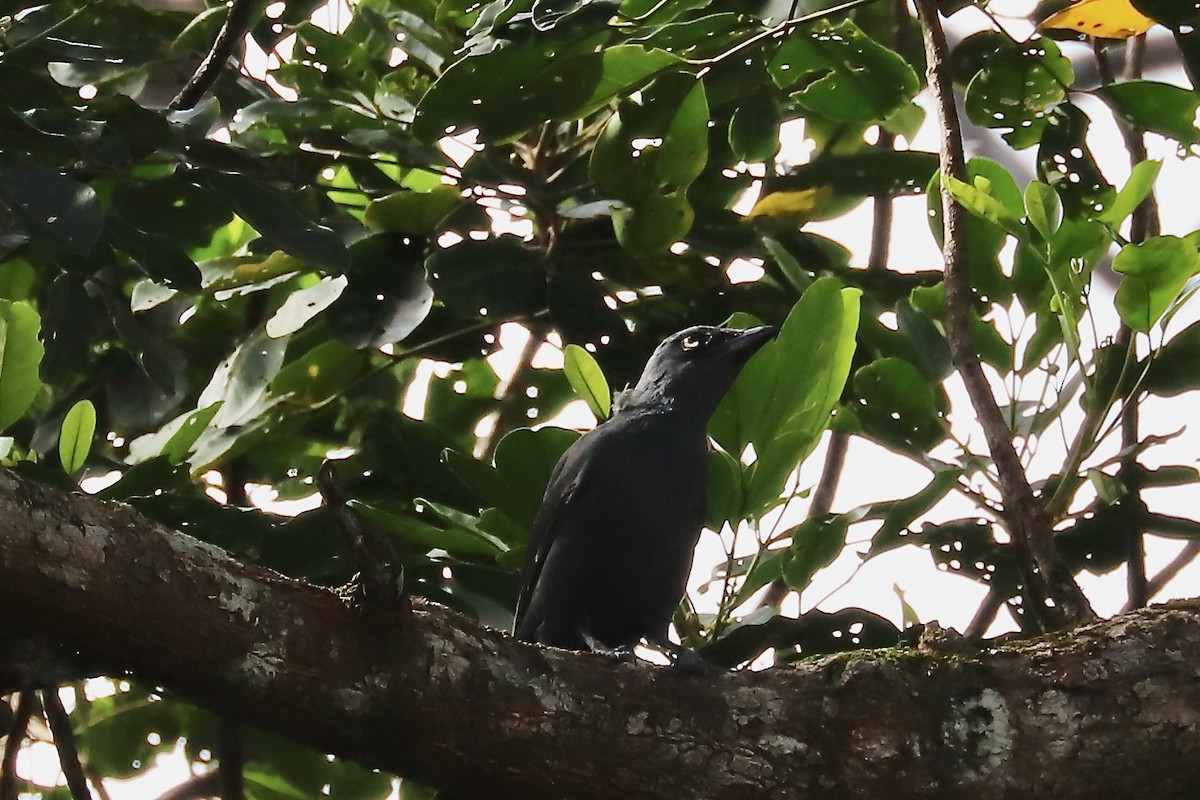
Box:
581 632 638 663
646 639 724 676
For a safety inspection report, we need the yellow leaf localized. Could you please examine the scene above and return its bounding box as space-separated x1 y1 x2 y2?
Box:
743 187 832 225
1040 0 1154 39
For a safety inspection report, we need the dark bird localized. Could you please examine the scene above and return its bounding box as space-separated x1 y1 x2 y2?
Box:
513 324 777 659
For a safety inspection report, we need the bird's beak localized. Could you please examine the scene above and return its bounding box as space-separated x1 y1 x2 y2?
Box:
727 325 778 358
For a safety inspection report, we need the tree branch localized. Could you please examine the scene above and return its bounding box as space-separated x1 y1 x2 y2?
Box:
169 0 258 112
0 468 1197 798
42 687 92 800
0 690 34 800
912 0 1094 630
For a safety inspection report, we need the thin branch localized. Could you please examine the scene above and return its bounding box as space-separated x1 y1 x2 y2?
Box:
757 430 849 610
0 690 34 800
41 688 92 800
965 584 1007 637
1129 541 1200 612
913 0 1094 629
169 0 259 112
686 0 882 68
155 771 222 800
0 3 92 63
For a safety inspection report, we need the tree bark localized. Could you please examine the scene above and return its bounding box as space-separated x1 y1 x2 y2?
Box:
0 466 1198 799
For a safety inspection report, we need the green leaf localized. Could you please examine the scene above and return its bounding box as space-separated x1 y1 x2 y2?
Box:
728 91 782 162
965 38 1072 149
206 173 349 271
768 20 919 123
1024 181 1062 239
198 331 290 428
1147 320 1200 396
363 186 462 235
591 72 709 201
714 280 861 516
783 515 847 591
414 37 679 142
562 343 611 419
162 403 224 465
894 583 920 629
1037 104 1114 219
264 276 348 339
0 301 44 433
611 191 694 253
771 151 938 199
945 174 1024 236
1112 235 1200 332
493 427 581 528
852 357 949 453
1099 159 1162 227
349 500 506 557
0 155 104 254
59 399 97 474
270 340 368 406
1097 81 1200 147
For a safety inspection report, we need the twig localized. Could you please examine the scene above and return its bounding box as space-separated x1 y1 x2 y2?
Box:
0 690 34 800
686 0 882 68
41 688 92 800
169 0 259 111
913 0 1094 630
1098 31 1156 610
154 771 223 800
83 766 113 800
1128 542 1200 612
318 460 404 607
0 3 92 63
965 584 1007 637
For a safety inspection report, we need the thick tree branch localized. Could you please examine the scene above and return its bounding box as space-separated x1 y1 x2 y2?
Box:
913 0 1094 630
0 469 1198 798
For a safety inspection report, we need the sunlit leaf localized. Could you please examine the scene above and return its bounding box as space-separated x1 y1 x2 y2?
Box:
59 399 96 474
0 301 44 433
1041 0 1154 38
562 344 610 419
1112 235 1200 332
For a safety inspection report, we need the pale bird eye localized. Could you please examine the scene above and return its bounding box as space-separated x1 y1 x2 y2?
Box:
681 335 705 351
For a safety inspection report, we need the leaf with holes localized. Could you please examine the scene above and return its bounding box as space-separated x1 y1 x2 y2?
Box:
965 38 1073 149
768 19 919 123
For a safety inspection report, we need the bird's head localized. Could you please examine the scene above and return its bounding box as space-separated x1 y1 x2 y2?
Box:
615 325 777 420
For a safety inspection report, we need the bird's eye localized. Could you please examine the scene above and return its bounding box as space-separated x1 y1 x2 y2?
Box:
680 333 709 351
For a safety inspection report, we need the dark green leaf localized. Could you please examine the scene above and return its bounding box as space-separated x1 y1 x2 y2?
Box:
965 38 1072 149
0 154 103 254
768 20 919 123
1096 80 1200 147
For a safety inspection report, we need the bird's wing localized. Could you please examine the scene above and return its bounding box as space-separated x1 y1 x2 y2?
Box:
512 448 587 633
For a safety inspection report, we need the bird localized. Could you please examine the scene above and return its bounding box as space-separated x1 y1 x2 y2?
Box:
512 324 777 661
